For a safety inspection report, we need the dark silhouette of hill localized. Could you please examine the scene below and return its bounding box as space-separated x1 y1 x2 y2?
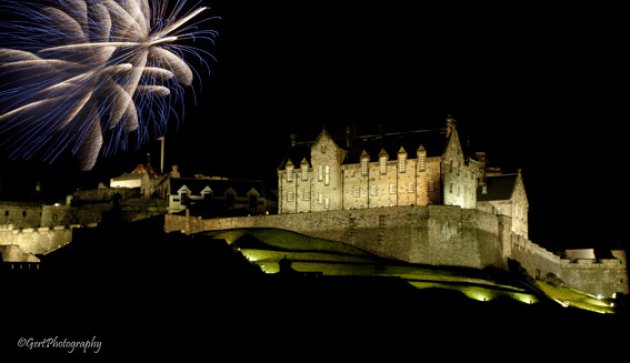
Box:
2 215 628 359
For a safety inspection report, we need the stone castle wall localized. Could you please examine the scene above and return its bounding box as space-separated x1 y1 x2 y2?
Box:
165 205 628 297
0 224 76 262
165 204 506 269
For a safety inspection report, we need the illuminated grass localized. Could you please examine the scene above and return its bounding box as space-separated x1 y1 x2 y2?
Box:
535 281 615 314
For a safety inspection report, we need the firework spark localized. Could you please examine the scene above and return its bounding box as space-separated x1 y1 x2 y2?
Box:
0 0 218 170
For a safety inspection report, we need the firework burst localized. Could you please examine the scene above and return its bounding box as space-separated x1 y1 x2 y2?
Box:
0 0 218 170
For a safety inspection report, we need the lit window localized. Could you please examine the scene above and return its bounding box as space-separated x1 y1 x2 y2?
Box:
324 197 330 210
428 181 435 192
303 191 310 201
408 182 414 193
287 191 294 202
389 184 396 194
324 165 330 185
361 158 369 176
318 193 323 204
399 155 406 173
353 188 360 198
370 185 378 196
302 168 309 181
380 157 387 174
419 156 426 172
287 169 293 182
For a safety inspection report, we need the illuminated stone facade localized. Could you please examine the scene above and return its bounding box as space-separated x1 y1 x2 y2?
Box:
278 116 481 218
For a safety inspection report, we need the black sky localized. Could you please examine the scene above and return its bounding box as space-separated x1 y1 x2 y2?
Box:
1 1 628 249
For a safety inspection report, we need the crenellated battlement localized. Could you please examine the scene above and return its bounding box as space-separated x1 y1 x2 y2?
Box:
0 223 87 263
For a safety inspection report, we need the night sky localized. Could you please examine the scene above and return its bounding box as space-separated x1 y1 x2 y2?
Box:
1 1 628 249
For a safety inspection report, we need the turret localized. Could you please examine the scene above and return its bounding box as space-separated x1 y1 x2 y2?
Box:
446 114 457 138
360 149 370 176
379 148 389 174
416 144 426 172
398 146 407 173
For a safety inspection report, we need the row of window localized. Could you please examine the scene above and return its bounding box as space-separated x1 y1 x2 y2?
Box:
286 192 330 208
3 210 30 217
288 156 428 182
286 181 437 202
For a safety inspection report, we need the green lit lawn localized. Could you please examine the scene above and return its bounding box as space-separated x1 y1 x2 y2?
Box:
203 228 614 313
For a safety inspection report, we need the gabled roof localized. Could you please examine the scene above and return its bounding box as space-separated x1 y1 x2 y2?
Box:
477 174 517 201
279 142 311 170
280 127 448 168
170 178 268 197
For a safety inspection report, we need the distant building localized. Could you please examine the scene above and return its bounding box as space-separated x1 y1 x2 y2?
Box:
277 116 527 237
168 173 276 217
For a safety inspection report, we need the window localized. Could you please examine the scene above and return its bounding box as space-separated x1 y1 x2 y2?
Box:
324 165 330 185
287 191 294 202
226 193 235 208
303 191 310 201
318 193 323 204
389 184 396 194
419 155 426 172
318 165 323 181
287 169 293 182
5 210 8 217
22 211 27 218
361 158 369 176
408 182 414 193
324 197 330 210
380 157 387 174
370 185 378 196
457 162 460 176
449 182 453 194
449 160 453 173
428 181 435 192
399 155 406 173
302 167 309 181
249 195 258 210
457 186 460 196
353 188 360 198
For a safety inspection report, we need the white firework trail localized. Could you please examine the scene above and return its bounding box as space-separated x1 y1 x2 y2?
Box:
0 0 218 170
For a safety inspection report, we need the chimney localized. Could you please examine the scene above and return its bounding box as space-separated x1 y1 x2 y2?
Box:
289 133 297 147
475 151 487 184
445 114 456 138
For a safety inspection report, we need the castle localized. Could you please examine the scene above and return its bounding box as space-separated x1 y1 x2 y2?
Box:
277 115 528 239
165 116 628 299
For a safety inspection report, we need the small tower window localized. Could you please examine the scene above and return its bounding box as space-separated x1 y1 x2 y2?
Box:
380 159 387 174
449 160 453 173
429 181 435 192
287 169 293 182
449 182 453 194
324 165 330 185
399 154 407 173
318 165 323 182
324 197 330 210
419 156 426 172
303 191 310 201
360 150 370 176
370 185 378 196
361 159 369 176
287 191 294 202
302 168 309 181
318 193 323 204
